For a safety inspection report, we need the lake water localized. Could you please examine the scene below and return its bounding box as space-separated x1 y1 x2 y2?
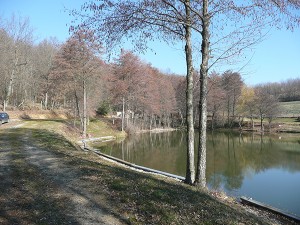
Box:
93 131 300 217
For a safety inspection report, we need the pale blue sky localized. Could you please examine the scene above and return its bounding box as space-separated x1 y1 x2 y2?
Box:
1 0 299 85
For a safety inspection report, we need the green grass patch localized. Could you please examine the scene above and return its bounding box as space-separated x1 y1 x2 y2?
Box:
110 179 129 191
87 119 126 139
278 101 300 117
274 117 299 124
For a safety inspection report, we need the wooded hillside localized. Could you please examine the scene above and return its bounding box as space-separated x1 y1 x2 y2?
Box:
1 15 299 133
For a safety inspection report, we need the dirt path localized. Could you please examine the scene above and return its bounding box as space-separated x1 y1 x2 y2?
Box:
0 127 127 225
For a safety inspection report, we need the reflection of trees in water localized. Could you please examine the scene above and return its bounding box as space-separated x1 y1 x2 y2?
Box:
207 132 243 190
108 131 188 176
98 131 300 190
206 132 300 191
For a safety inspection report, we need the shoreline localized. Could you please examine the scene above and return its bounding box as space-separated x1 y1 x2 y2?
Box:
80 141 298 224
1 118 298 224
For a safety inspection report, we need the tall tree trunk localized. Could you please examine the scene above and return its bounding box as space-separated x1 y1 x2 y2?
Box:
260 115 264 132
83 80 87 138
195 0 210 188
227 99 230 126
74 90 83 129
44 92 48 110
184 0 195 184
122 97 125 132
6 48 19 105
233 89 236 119
51 100 55 110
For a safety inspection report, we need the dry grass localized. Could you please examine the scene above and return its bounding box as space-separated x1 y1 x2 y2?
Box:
1 118 298 224
278 101 300 117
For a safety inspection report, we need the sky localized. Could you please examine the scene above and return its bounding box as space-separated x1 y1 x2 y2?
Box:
1 0 299 85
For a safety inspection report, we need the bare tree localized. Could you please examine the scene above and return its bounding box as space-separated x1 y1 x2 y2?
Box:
70 0 198 184
0 28 11 109
50 30 102 137
207 72 225 129
191 0 300 187
237 86 257 130
70 0 300 187
1 14 34 109
33 38 59 109
255 87 280 131
258 79 300 102
220 71 243 127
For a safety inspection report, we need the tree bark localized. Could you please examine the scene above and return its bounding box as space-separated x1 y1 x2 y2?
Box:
260 115 264 132
44 92 48 110
184 0 195 185
195 0 210 188
122 97 125 132
74 90 83 129
83 80 87 138
227 99 230 126
6 48 19 105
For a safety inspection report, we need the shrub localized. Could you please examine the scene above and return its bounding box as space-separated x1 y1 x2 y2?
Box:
96 101 111 116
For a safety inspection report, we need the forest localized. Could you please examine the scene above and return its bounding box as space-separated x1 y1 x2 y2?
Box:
1 15 300 133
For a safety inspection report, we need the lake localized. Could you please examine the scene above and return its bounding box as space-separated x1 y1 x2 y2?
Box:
93 130 300 217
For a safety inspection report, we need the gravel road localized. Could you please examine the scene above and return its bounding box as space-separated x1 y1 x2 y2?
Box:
0 126 127 225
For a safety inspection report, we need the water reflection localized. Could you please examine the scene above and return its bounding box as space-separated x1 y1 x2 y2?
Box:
94 131 300 216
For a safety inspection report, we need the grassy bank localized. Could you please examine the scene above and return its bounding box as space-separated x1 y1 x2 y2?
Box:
5 110 126 141
2 117 295 224
278 101 300 117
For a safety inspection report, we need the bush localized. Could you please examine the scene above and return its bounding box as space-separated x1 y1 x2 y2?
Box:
96 101 111 116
